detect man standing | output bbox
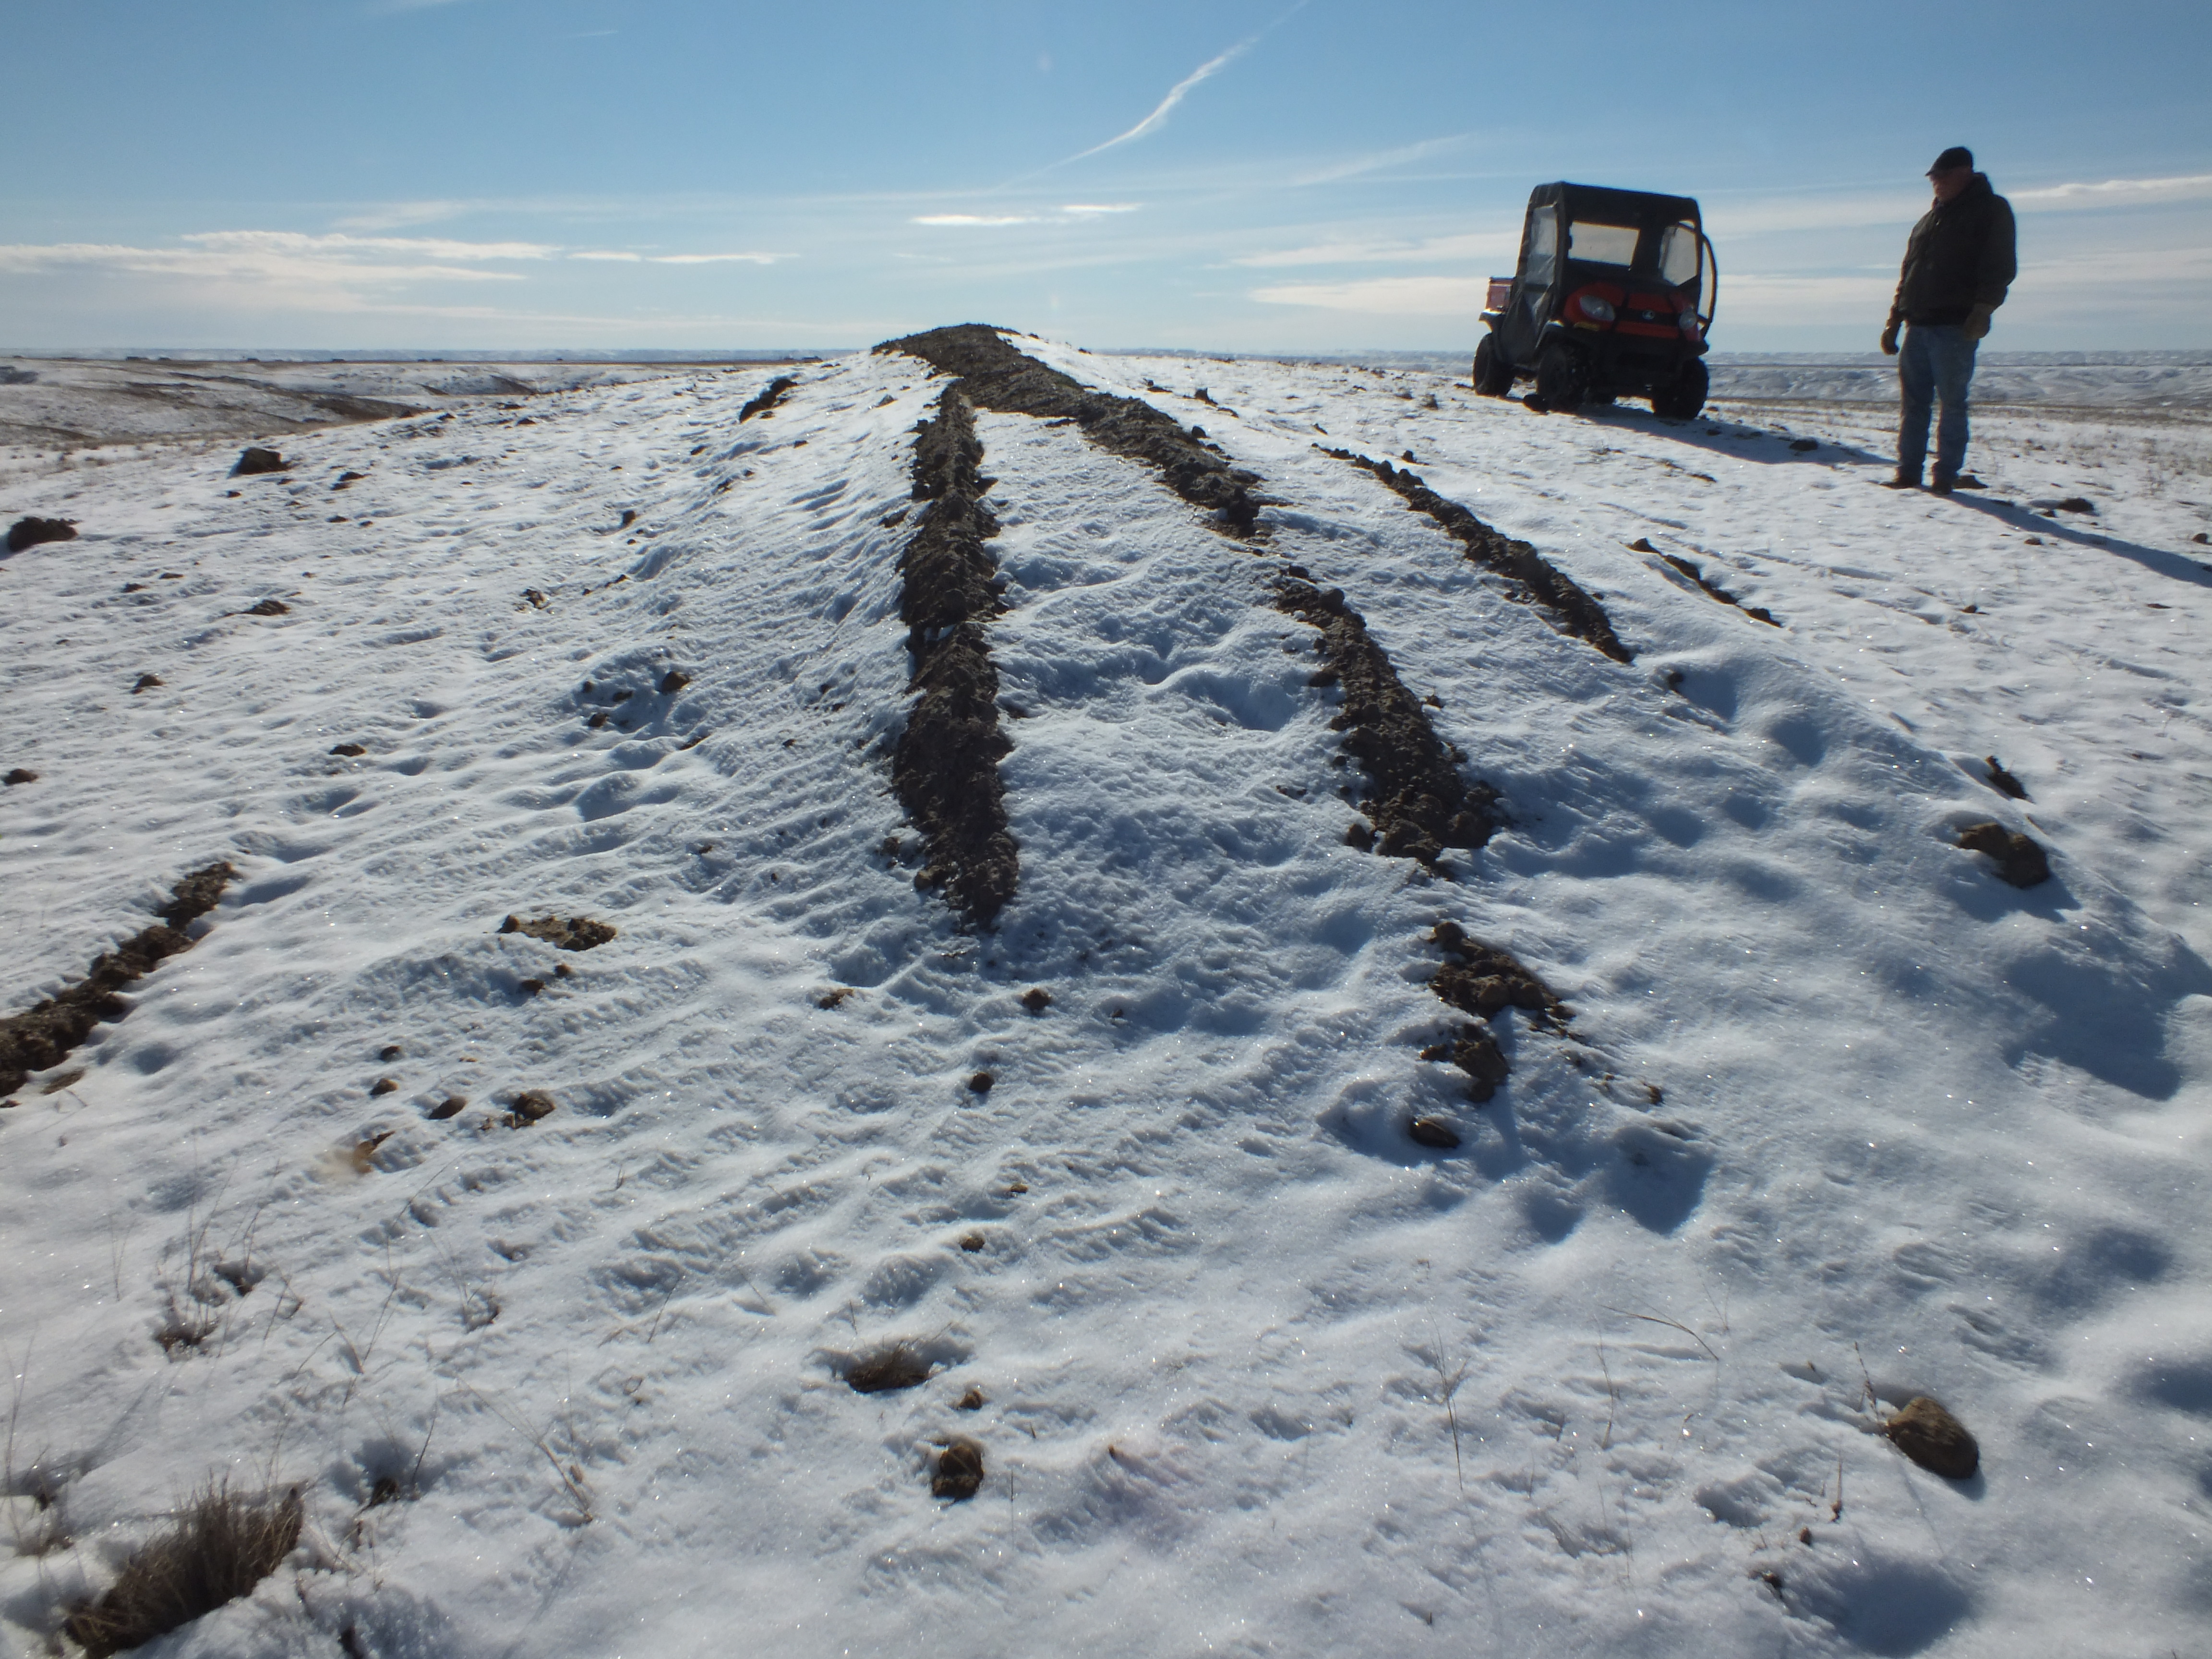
[1880,146,2017,493]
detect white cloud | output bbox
[648,252,781,264]
[1250,275,1490,315]
[0,240,531,285]
[570,251,645,262]
[1064,37,1259,165]
[2010,172,2212,209]
[182,230,557,261]
[1061,203,1142,216]
[913,214,1037,228]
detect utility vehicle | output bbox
[1473,182,1717,418]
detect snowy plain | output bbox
[1,333,2209,1659]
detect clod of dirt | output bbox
[1344,821,1375,851]
[499,914,617,950]
[1431,921,1566,1023]
[334,471,365,489]
[241,598,289,617]
[658,668,691,695]
[369,1078,398,1097]
[968,1071,995,1094]
[739,375,797,421]
[1021,987,1052,1014]
[518,977,546,996]
[0,862,234,1096]
[959,1232,985,1252]
[588,712,609,729]
[817,987,855,1010]
[1275,579,1496,867]
[379,1044,403,1061]
[60,1482,302,1659]
[1789,438,1818,452]
[955,1386,986,1411]
[1984,756,2028,800]
[1408,1116,1462,1149]
[890,384,1020,925]
[4,768,36,786]
[1628,537,1659,553]
[847,1345,932,1394]
[617,509,638,529]
[1329,452,1629,661]
[553,962,573,979]
[2193,531,2209,545]
[349,1132,394,1176]
[232,447,289,476]
[932,1437,985,1501]
[329,743,367,757]
[2054,496,2095,515]
[522,588,549,609]
[504,1089,556,1128]
[6,516,77,553]
[426,1097,466,1121]
[1885,1395,1979,1479]
[1657,552,1779,627]
[884,325,1269,538]
[1956,822,2051,888]
[132,674,164,694]
[1445,1025,1509,1101]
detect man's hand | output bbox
[1880,320,1901,356]
[1962,303,1994,342]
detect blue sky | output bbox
[3,0,2207,351]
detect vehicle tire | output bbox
[1651,358,1709,420]
[1535,343,1586,414]
[1473,335,1515,397]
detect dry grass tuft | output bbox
[846,1345,932,1394]
[62,1481,301,1658]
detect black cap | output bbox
[1928,146,1974,175]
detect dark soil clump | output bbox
[1425,921,1568,1101]
[739,376,796,421]
[1984,756,2028,800]
[241,598,289,617]
[1334,453,1629,660]
[499,914,617,950]
[329,743,367,757]
[932,1437,985,1501]
[1020,987,1051,1014]
[0,862,233,1095]
[1274,578,1496,867]
[1956,822,2050,888]
[4,768,36,786]
[1885,1396,1979,1479]
[503,1089,556,1127]
[847,1345,932,1394]
[890,384,1019,926]
[883,325,1268,539]
[426,1097,466,1121]
[61,1481,301,1659]
[1408,1116,1462,1149]
[132,674,163,694]
[231,447,288,476]
[6,517,77,553]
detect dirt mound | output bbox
[891,385,1019,926]
[883,325,1268,538]
[1885,1395,1979,1479]
[1274,577,1496,867]
[6,517,77,553]
[739,376,796,421]
[498,914,618,950]
[0,862,234,1096]
[1956,822,2050,888]
[1335,454,1630,661]
[231,447,288,476]
[1424,921,1567,1101]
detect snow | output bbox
[2,334,2209,1658]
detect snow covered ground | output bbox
[2,332,2208,1659]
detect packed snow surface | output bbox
[2,335,2209,1659]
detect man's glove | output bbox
[1880,319,1901,356]
[1962,303,1994,342]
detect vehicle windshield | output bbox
[1659,222,1703,288]
[1565,220,1640,267]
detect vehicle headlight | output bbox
[1577,294,1615,323]
[1679,308,1702,333]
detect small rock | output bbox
[333,471,365,489]
[932,1437,985,1501]
[522,588,549,609]
[132,673,164,694]
[954,1386,985,1411]
[1984,756,2028,800]
[2055,496,2095,514]
[1885,1395,1979,1479]
[426,1096,466,1121]
[3,768,36,786]
[379,1044,403,1061]
[553,962,574,979]
[959,1232,985,1252]
[1408,1116,1462,1149]
[232,447,288,476]
[1789,438,1817,452]
[658,669,691,695]
[968,1071,995,1095]
[6,516,77,553]
[242,598,289,617]
[518,977,546,996]
[369,1078,398,1097]
[1020,987,1052,1014]
[330,743,367,757]
[1345,821,1375,851]
[1627,537,1659,553]
[1956,821,2051,888]
[505,1089,556,1127]
[2193,532,2209,545]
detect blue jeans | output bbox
[1897,323,1979,481]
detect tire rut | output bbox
[892,385,1018,926]
[1325,450,1632,662]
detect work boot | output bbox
[1948,474,1986,490]
[1930,474,1954,495]
[1880,470,1921,489]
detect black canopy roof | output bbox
[1527,181,1701,228]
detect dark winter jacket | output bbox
[1891,174,2017,325]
